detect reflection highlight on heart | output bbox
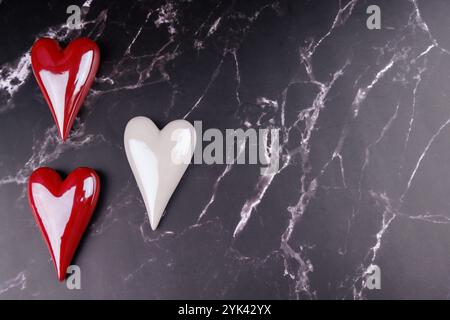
[31,183,76,276]
[128,139,159,222]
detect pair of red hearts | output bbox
[28,38,101,280]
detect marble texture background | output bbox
[0,0,449,299]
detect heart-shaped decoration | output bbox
[124,117,196,230]
[28,167,100,281]
[31,38,100,140]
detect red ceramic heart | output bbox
[31,38,100,140]
[28,167,100,281]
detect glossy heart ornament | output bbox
[124,117,196,230]
[28,167,100,281]
[31,38,100,140]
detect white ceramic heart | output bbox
[124,116,196,230]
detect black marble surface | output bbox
[1,0,450,299]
